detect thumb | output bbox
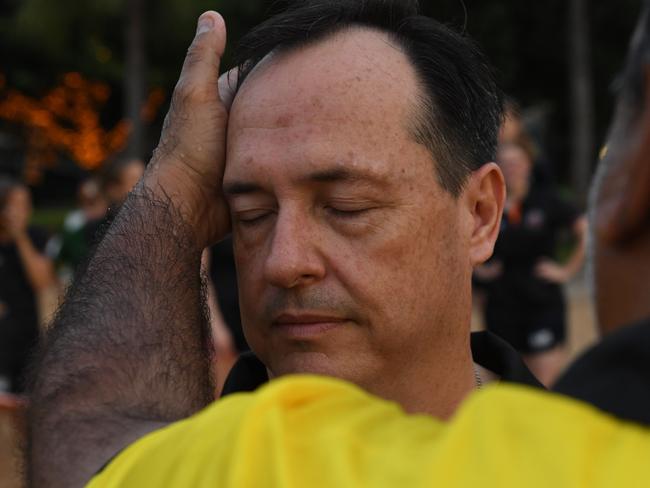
[177,11,227,100]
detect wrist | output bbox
[140,163,230,248]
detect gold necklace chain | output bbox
[473,365,483,389]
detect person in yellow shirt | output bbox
[27,1,521,486]
[27,0,650,487]
[88,375,649,488]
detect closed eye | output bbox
[234,210,274,226]
[325,206,374,218]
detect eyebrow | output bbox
[223,166,389,196]
[223,181,264,196]
[301,167,387,186]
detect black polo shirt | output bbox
[554,319,650,425]
[221,330,544,396]
[0,226,48,392]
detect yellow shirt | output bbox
[88,375,650,487]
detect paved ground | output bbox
[565,278,599,361]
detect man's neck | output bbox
[362,344,478,419]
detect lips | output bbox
[271,313,347,339]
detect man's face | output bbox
[224,29,474,392]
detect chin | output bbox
[269,350,352,380]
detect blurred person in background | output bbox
[88,157,145,257]
[552,0,650,420]
[55,177,108,279]
[201,248,238,397]
[209,236,248,353]
[0,177,55,395]
[52,159,143,282]
[498,98,555,187]
[498,98,525,144]
[100,157,145,218]
[475,137,587,386]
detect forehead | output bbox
[226,28,423,178]
[232,27,418,124]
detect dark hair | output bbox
[612,3,650,117]
[233,0,504,196]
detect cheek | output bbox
[337,204,465,327]
[232,243,269,354]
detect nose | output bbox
[263,208,326,289]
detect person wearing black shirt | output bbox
[550,1,650,423]
[476,138,587,386]
[0,178,55,394]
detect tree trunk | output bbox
[568,0,595,205]
[124,0,145,159]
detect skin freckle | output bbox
[275,113,294,126]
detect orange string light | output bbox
[0,72,165,182]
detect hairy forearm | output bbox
[28,186,214,487]
[14,233,55,290]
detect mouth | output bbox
[271,313,347,339]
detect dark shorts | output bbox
[0,315,39,393]
[485,300,566,354]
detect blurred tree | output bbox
[0,0,644,199]
[569,0,595,202]
[125,0,145,158]
[0,73,130,183]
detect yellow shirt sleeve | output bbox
[87,375,650,487]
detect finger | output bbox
[177,11,227,102]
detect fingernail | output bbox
[197,15,214,35]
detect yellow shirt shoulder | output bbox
[88,375,650,487]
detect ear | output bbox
[465,162,506,266]
[595,67,650,245]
